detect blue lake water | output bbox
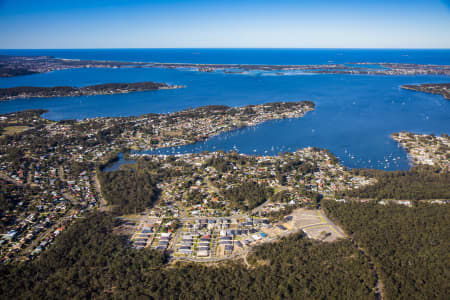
[0,49,449,171]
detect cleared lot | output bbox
[264,208,345,242]
[302,224,343,242]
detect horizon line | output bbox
[1,47,450,50]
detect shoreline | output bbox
[0,82,184,102]
[391,132,450,170]
[401,83,450,100]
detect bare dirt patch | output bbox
[302,224,342,242]
[263,208,345,242]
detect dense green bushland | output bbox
[0,213,376,299]
[342,166,450,200]
[99,164,160,215]
[323,200,450,300]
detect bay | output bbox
[0,49,449,171]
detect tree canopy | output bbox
[323,200,450,300]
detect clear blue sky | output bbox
[1,0,449,49]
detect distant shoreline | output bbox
[1,55,450,78]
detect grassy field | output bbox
[1,125,30,136]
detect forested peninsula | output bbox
[0,82,183,101]
[402,83,450,100]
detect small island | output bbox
[402,83,450,100]
[0,55,144,77]
[0,82,184,101]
